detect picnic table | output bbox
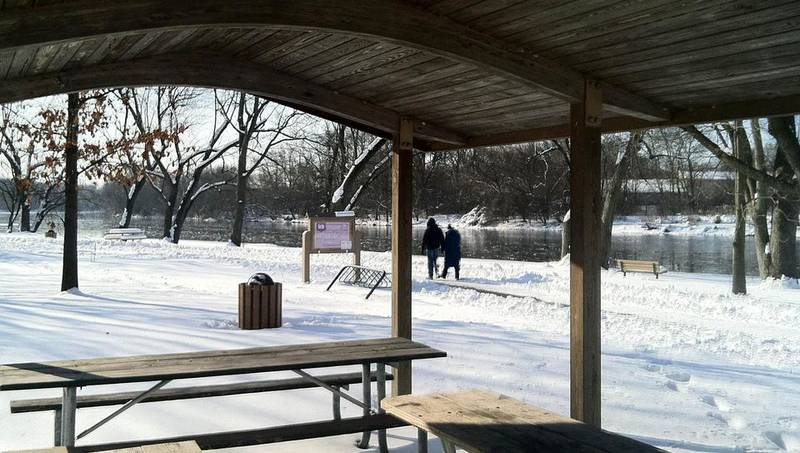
[382,389,667,453]
[0,338,446,452]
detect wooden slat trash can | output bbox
[238,282,282,329]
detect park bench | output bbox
[103,228,146,241]
[617,259,667,278]
[382,389,667,453]
[1,338,446,453]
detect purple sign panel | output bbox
[313,220,352,250]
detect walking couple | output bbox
[421,217,461,280]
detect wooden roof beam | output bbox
[427,94,800,150]
[0,0,671,122]
[0,53,466,145]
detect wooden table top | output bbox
[0,338,445,391]
[382,389,666,453]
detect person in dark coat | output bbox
[421,217,445,279]
[440,224,461,279]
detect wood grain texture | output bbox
[0,338,445,390]
[382,389,667,452]
[7,441,201,453]
[428,94,800,150]
[569,80,602,428]
[391,117,414,396]
[0,0,670,120]
[0,52,465,145]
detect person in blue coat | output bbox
[440,224,461,279]
[421,217,445,279]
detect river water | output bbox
[2,212,779,276]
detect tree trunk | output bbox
[32,212,46,233]
[732,122,747,294]
[230,125,250,246]
[331,138,388,212]
[599,131,642,266]
[5,192,22,233]
[749,119,774,278]
[229,163,248,246]
[119,177,146,228]
[61,93,80,292]
[171,204,189,244]
[770,196,799,279]
[767,116,800,279]
[161,179,178,240]
[561,211,570,258]
[20,199,31,232]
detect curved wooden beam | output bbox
[427,94,800,150]
[0,0,670,122]
[0,53,465,145]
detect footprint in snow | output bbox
[664,381,679,392]
[640,363,661,373]
[728,415,747,430]
[700,395,731,412]
[665,372,691,383]
[765,431,787,450]
[706,412,746,430]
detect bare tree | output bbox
[600,131,643,266]
[684,116,800,279]
[330,137,389,212]
[223,92,305,246]
[122,87,237,243]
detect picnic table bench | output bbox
[382,389,667,453]
[616,259,667,278]
[1,338,446,453]
[8,441,201,453]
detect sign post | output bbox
[302,216,360,283]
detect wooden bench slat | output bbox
[6,441,201,453]
[11,372,393,413]
[6,441,202,453]
[617,259,666,278]
[68,415,406,452]
[99,441,201,453]
[383,390,666,453]
[0,338,445,390]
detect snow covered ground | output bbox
[1,233,799,452]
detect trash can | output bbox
[238,273,282,329]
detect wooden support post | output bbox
[569,79,603,428]
[301,230,311,283]
[392,117,414,396]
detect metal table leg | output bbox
[377,363,388,453]
[77,380,170,441]
[53,408,62,446]
[418,429,428,453]
[355,363,371,449]
[61,387,77,447]
[332,385,342,421]
[441,439,457,453]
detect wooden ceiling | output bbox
[1,0,799,149]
